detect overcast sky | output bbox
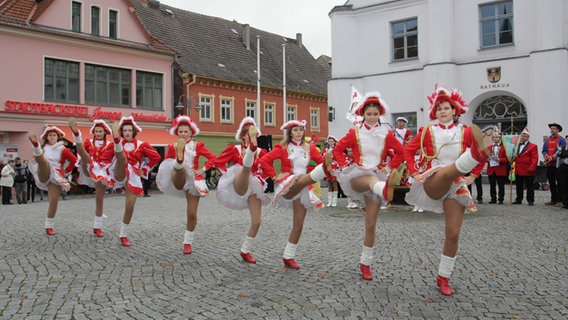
[157,0,343,57]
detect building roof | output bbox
[0,0,176,56]
[131,0,330,96]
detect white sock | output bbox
[455,150,478,174]
[243,148,255,168]
[438,254,457,278]
[45,217,55,229]
[114,142,123,153]
[372,181,385,197]
[240,236,255,253]
[360,245,374,266]
[283,242,297,259]
[32,146,43,157]
[119,223,128,238]
[174,161,184,170]
[309,164,326,182]
[183,230,194,244]
[94,216,103,229]
[73,132,82,144]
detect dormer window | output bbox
[91,6,100,36]
[109,10,118,39]
[71,1,81,32]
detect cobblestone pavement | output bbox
[1,186,567,319]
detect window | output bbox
[264,103,274,126]
[109,10,118,39]
[136,71,162,110]
[72,1,82,32]
[91,6,100,36]
[85,64,131,107]
[44,58,80,103]
[286,106,297,122]
[200,96,213,122]
[480,1,513,48]
[310,108,320,130]
[392,18,418,60]
[220,98,233,123]
[246,101,256,119]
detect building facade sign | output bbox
[3,100,168,122]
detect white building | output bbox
[328,0,568,155]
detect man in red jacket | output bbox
[513,128,539,206]
[486,132,508,204]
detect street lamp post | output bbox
[175,95,202,117]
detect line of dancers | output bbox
[27,85,489,296]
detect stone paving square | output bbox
[0,187,567,319]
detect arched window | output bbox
[472,95,527,134]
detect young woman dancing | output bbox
[404,86,489,295]
[69,118,115,237]
[111,116,161,247]
[28,126,77,235]
[332,92,405,280]
[259,119,332,269]
[156,115,216,254]
[214,117,270,263]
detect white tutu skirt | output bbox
[156,159,207,197]
[113,163,144,196]
[273,174,321,211]
[336,165,386,205]
[75,157,115,188]
[215,165,271,210]
[29,159,70,192]
[405,164,473,213]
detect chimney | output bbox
[296,33,303,49]
[148,0,160,9]
[243,24,251,50]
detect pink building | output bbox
[0,0,177,161]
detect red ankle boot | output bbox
[183,243,192,254]
[468,125,490,162]
[436,275,453,296]
[283,258,300,269]
[120,237,131,247]
[240,252,257,263]
[248,126,258,152]
[93,228,104,237]
[360,263,373,280]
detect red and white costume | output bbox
[259,130,324,210]
[113,138,160,195]
[75,120,116,188]
[156,118,216,197]
[215,144,270,210]
[333,123,405,204]
[404,88,483,213]
[29,127,77,192]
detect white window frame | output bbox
[310,107,320,131]
[286,105,297,122]
[71,1,82,33]
[108,9,119,39]
[246,100,256,119]
[90,5,100,36]
[391,17,418,61]
[264,102,275,126]
[199,95,213,123]
[479,0,514,48]
[220,96,234,124]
